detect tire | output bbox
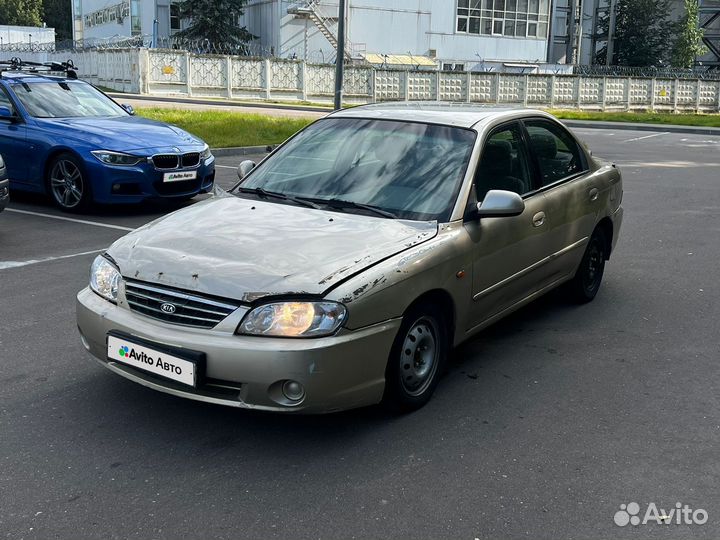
[47,152,92,212]
[566,227,607,303]
[383,302,449,412]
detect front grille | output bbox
[152,154,180,169]
[152,153,201,170]
[182,152,200,167]
[124,280,241,328]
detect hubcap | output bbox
[583,239,604,293]
[50,160,83,208]
[400,317,440,396]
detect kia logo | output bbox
[160,302,177,314]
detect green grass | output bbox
[548,109,720,128]
[135,107,314,148]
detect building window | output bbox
[131,0,141,35]
[456,0,549,39]
[170,3,181,32]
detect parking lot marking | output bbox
[214,165,237,169]
[6,209,134,231]
[622,132,669,142]
[0,249,104,270]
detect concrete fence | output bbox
[3,48,720,113]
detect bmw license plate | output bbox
[107,333,201,387]
[163,171,197,183]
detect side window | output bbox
[474,123,532,202]
[0,88,14,112]
[525,119,587,187]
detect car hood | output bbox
[107,195,438,303]
[36,116,203,152]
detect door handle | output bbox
[532,211,546,227]
[589,187,599,201]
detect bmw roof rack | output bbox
[0,58,78,79]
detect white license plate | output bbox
[107,334,197,387]
[163,170,197,183]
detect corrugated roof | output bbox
[363,53,437,67]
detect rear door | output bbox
[522,118,599,279]
[465,121,557,330]
[0,85,28,184]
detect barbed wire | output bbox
[574,64,720,80]
[0,36,274,57]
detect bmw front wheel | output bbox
[47,153,91,212]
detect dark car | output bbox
[0,63,215,212]
[0,152,8,212]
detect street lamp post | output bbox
[333,0,346,110]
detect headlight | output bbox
[91,150,142,166]
[0,154,5,168]
[200,143,212,160]
[89,255,121,303]
[237,301,347,338]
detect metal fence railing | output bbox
[574,64,720,80]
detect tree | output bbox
[175,0,254,47]
[596,0,675,66]
[671,0,706,67]
[0,0,43,27]
[42,0,72,42]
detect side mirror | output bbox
[475,190,525,218]
[0,106,16,121]
[237,159,256,180]
[121,103,135,115]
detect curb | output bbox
[211,145,276,157]
[561,119,720,136]
[108,93,331,114]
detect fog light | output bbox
[281,380,305,401]
[112,183,121,192]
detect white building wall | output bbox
[242,0,549,65]
[0,25,55,46]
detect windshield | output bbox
[11,81,127,118]
[237,118,476,221]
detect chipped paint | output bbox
[106,196,438,302]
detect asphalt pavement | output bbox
[1,129,719,539]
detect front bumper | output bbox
[86,154,216,204]
[0,178,8,212]
[76,287,400,413]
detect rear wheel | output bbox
[566,227,607,303]
[47,153,92,212]
[383,302,449,412]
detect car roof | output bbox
[0,71,79,84]
[328,102,555,129]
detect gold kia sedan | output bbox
[76,104,623,413]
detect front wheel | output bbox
[383,303,449,412]
[47,153,92,212]
[566,228,607,303]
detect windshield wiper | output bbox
[235,187,321,209]
[314,198,397,219]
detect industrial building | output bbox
[68,0,720,70]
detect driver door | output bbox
[0,87,28,184]
[464,121,557,331]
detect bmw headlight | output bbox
[0,154,5,168]
[90,255,121,303]
[200,143,212,160]
[237,301,347,338]
[91,150,142,166]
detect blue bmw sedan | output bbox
[0,71,215,211]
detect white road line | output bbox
[0,249,104,270]
[6,208,134,231]
[622,132,669,142]
[214,164,237,169]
